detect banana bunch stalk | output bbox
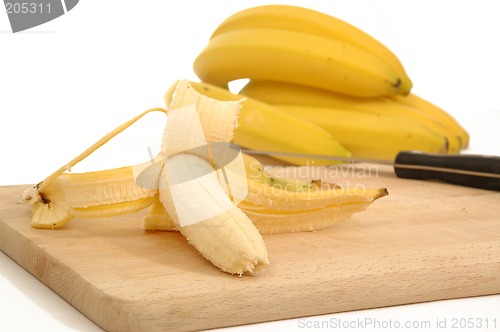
[193,5,469,161]
[23,80,387,275]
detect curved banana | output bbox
[193,28,408,98]
[210,4,412,93]
[24,80,388,275]
[391,93,469,148]
[240,80,462,153]
[164,80,351,166]
[273,104,448,160]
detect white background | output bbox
[1,0,499,331]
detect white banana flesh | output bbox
[23,80,388,275]
[158,155,269,274]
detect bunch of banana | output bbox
[240,80,469,160]
[24,80,387,275]
[192,5,469,161]
[194,5,412,98]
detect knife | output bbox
[240,149,500,191]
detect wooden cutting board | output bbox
[1,165,499,332]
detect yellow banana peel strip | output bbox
[23,108,167,229]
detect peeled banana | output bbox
[23,80,388,275]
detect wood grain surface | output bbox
[1,165,499,332]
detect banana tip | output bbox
[375,188,389,200]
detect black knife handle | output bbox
[394,151,500,191]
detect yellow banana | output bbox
[273,104,448,160]
[193,28,408,98]
[210,4,412,94]
[164,80,351,166]
[240,80,462,153]
[391,93,469,148]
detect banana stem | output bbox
[38,107,168,192]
